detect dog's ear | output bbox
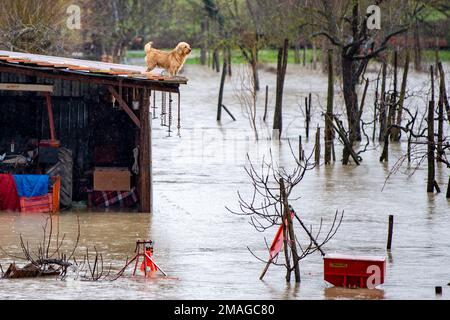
[176,44,183,54]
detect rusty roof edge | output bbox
[0,60,187,87]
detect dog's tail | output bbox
[144,42,153,54]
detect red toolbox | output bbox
[324,254,386,289]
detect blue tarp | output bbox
[13,175,49,198]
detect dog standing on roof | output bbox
[144,42,192,77]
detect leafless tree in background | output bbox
[233,65,259,140]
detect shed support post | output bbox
[44,91,57,142]
[139,88,152,213]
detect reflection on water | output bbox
[324,287,385,300]
[1,64,450,299]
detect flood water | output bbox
[1,62,449,300]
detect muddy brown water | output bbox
[1,63,449,300]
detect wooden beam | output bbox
[0,83,53,92]
[139,89,152,213]
[44,92,57,142]
[108,86,140,128]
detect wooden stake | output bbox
[299,135,303,161]
[305,96,311,139]
[263,85,268,122]
[387,215,394,250]
[315,126,321,166]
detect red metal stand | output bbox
[121,240,167,277]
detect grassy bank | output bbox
[127,48,319,65]
[127,48,450,65]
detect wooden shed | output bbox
[0,50,187,213]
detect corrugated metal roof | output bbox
[0,50,188,85]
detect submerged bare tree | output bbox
[0,214,125,281]
[383,64,450,196]
[0,215,79,279]
[233,65,259,140]
[227,143,343,283]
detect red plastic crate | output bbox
[18,176,60,214]
[324,254,386,289]
[19,194,52,213]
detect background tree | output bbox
[307,0,424,164]
[0,0,75,54]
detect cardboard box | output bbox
[93,167,131,191]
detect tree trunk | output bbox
[312,40,317,70]
[280,179,300,283]
[427,66,436,193]
[379,63,387,142]
[200,19,207,65]
[294,43,301,64]
[413,20,422,72]
[325,49,334,165]
[427,100,436,193]
[392,51,410,141]
[321,38,329,73]
[341,54,361,164]
[447,177,450,199]
[227,47,232,76]
[437,62,450,122]
[303,45,307,67]
[273,39,289,138]
[251,46,260,92]
[213,49,220,73]
[380,126,390,163]
[217,58,228,121]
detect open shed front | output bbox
[0,51,186,213]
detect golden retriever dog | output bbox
[145,42,192,77]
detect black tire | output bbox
[46,148,73,208]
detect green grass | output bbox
[127,48,450,65]
[127,48,322,65]
[424,49,450,62]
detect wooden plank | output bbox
[108,86,140,128]
[62,80,72,97]
[0,83,53,92]
[71,81,80,97]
